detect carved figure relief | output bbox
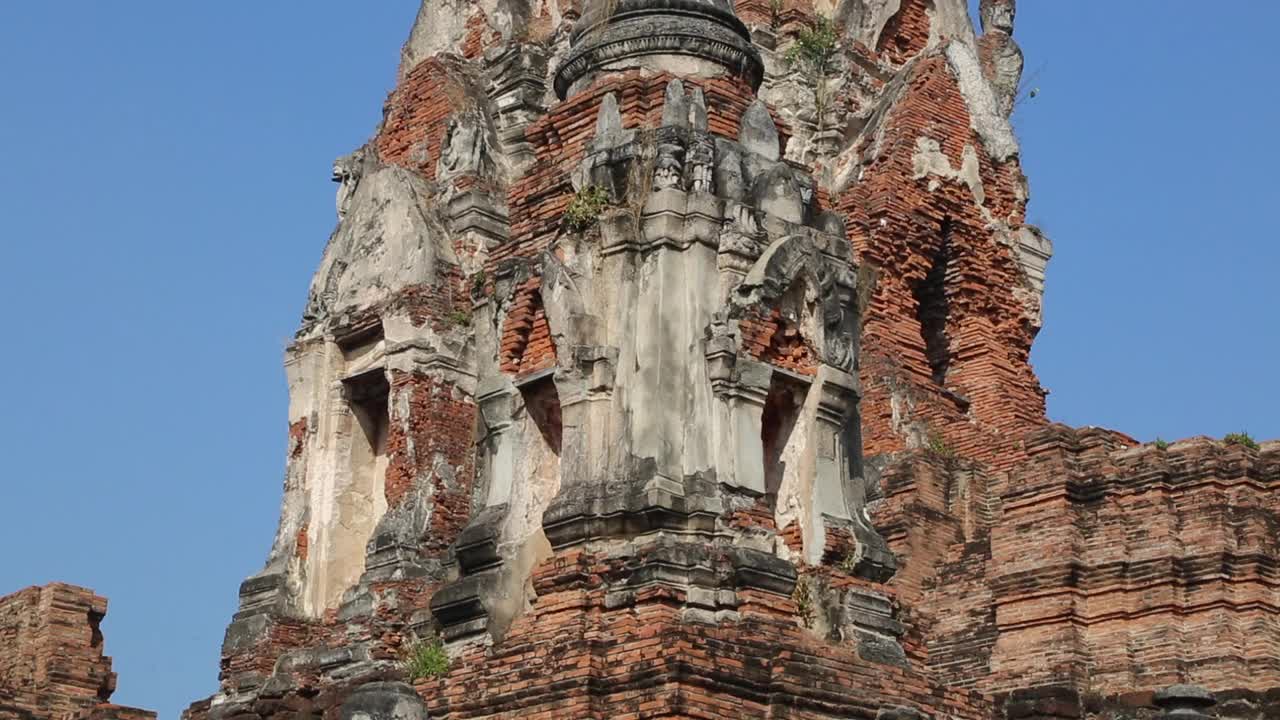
[437,111,493,181]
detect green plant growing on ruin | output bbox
[786,16,840,125]
[927,433,956,459]
[402,634,450,681]
[1153,438,1170,451]
[563,185,610,232]
[786,16,838,75]
[792,575,815,628]
[769,0,784,29]
[1224,432,1260,450]
[449,309,472,327]
[838,552,859,575]
[470,270,487,296]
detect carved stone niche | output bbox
[436,110,496,185]
[432,80,896,644]
[429,368,561,643]
[712,231,892,577]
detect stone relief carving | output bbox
[333,147,369,221]
[437,111,494,181]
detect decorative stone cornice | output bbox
[554,0,763,98]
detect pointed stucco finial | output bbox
[594,93,624,145]
[689,88,708,132]
[738,99,780,161]
[662,79,689,128]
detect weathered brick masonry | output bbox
[872,426,1280,696]
[0,584,154,720]
[414,549,990,720]
[1,1,1259,719]
[834,50,1044,469]
[173,0,1279,718]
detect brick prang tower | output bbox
[180,1,1280,719]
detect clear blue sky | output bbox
[0,3,1276,718]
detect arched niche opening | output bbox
[761,372,810,507]
[914,217,952,385]
[302,322,391,617]
[517,372,562,458]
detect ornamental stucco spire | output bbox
[554,0,764,97]
[177,2,1280,719]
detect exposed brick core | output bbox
[877,0,934,66]
[287,418,307,460]
[741,307,820,376]
[391,274,473,335]
[414,548,990,720]
[500,281,557,377]
[0,585,155,720]
[385,370,477,554]
[460,10,501,60]
[295,523,310,562]
[209,576,438,716]
[377,58,471,181]
[838,54,1045,469]
[172,3,1280,719]
[735,0,821,41]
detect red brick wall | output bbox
[740,307,819,376]
[0,584,154,720]
[984,429,1280,695]
[377,58,473,182]
[500,279,557,377]
[876,0,934,66]
[385,370,478,555]
[837,54,1045,470]
[734,0,817,33]
[414,548,990,720]
[874,429,1280,698]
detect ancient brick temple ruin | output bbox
[189,0,1280,716]
[4,1,1277,719]
[0,585,155,720]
